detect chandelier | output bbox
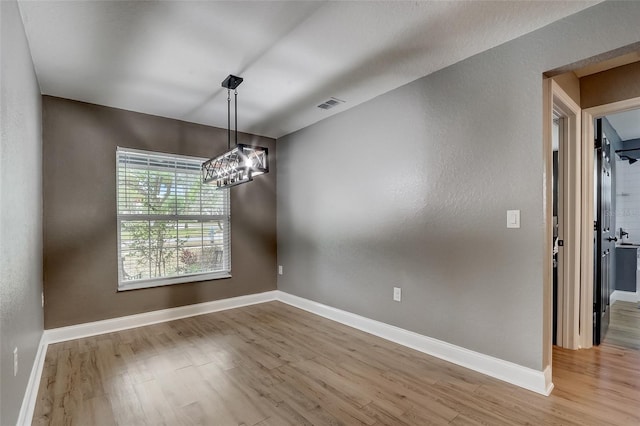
[202,75,269,188]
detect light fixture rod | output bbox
[235,89,238,146]
[227,89,231,150]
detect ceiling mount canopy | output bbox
[202,75,269,188]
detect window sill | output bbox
[117,271,232,292]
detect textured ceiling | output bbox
[18,1,599,139]
[607,109,640,142]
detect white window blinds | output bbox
[116,147,230,291]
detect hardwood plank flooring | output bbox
[604,300,640,350]
[33,301,640,425]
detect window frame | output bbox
[116,147,231,292]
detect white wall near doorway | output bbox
[616,159,640,242]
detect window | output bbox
[116,147,230,291]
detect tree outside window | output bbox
[117,148,230,290]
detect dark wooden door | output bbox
[594,118,614,345]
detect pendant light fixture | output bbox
[616,147,640,165]
[202,75,269,188]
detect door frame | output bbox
[580,95,640,349]
[544,79,582,357]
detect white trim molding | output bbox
[45,290,278,344]
[16,333,48,426]
[611,290,640,304]
[543,365,554,395]
[276,291,553,396]
[547,79,582,351]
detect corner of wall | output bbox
[0,0,45,424]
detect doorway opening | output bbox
[592,109,640,348]
[544,78,582,360]
[583,97,640,350]
[544,47,640,395]
[549,101,640,351]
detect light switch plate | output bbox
[507,210,520,228]
[393,287,402,302]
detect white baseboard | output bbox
[19,288,554,425]
[275,291,553,396]
[17,290,278,425]
[16,333,48,426]
[611,290,640,304]
[543,364,554,395]
[45,290,278,344]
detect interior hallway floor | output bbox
[33,301,640,425]
[604,300,640,350]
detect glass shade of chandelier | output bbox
[202,75,269,188]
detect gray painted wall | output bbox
[43,97,277,328]
[0,1,44,424]
[277,1,640,371]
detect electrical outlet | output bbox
[13,347,18,376]
[278,265,283,275]
[393,287,402,302]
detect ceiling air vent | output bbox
[317,97,345,110]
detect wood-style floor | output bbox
[33,301,640,425]
[604,300,640,350]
